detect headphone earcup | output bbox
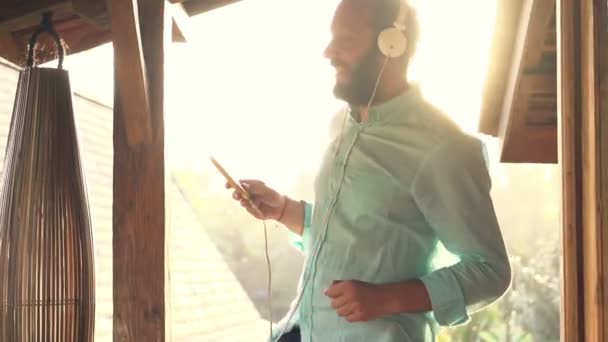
[377,27,407,58]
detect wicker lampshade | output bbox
[0,13,95,342]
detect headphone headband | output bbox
[393,0,408,31]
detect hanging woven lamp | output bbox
[0,12,95,342]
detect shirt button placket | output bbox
[307,126,359,342]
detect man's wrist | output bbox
[375,284,402,315]
[377,280,431,315]
[275,195,289,222]
[273,196,305,236]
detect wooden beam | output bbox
[0,0,112,67]
[520,74,557,126]
[580,0,607,340]
[38,15,111,54]
[499,126,557,163]
[558,0,608,340]
[497,77,557,163]
[105,0,152,147]
[496,0,534,157]
[183,0,241,16]
[557,0,584,339]
[0,0,109,31]
[72,0,110,28]
[113,0,169,341]
[497,0,557,162]
[169,2,191,43]
[0,32,22,66]
[0,0,67,29]
[8,15,112,67]
[479,0,524,136]
[480,0,556,138]
[600,5,608,339]
[0,3,187,68]
[525,3,556,67]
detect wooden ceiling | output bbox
[0,0,240,67]
[479,0,557,163]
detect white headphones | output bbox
[377,0,409,58]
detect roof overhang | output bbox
[479,0,557,163]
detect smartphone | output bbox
[209,157,250,200]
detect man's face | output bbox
[325,2,381,105]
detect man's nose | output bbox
[324,42,336,60]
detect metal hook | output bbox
[26,12,65,69]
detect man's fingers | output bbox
[240,197,260,207]
[324,281,345,298]
[345,311,363,322]
[245,206,263,219]
[330,296,349,309]
[225,178,270,219]
[239,180,268,196]
[336,303,357,317]
[240,179,264,185]
[240,199,264,218]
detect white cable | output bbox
[367,56,390,111]
[248,199,273,339]
[262,219,272,339]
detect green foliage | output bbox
[439,149,561,341]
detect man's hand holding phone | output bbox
[226,179,287,221]
[210,156,287,221]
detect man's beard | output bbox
[333,51,382,106]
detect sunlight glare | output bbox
[57,0,498,195]
[409,0,497,133]
[166,0,497,193]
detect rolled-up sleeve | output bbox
[411,137,511,327]
[289,201,314,253]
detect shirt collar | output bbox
[349,83,421,125]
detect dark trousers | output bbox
[277,326,301,342]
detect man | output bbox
[229,0,511,341]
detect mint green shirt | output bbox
[273,87,511,342]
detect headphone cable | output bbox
[263,219,273,339]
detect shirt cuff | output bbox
[289,201,313,253]
[420,267,470,327]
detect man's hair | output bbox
[346,0,420,63]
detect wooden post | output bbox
[557,0,584,339]
[600,5,608,338]
[558,0,608,340]
[591,2,608,340]
[112,0,170,340]
[105,0,153,147]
